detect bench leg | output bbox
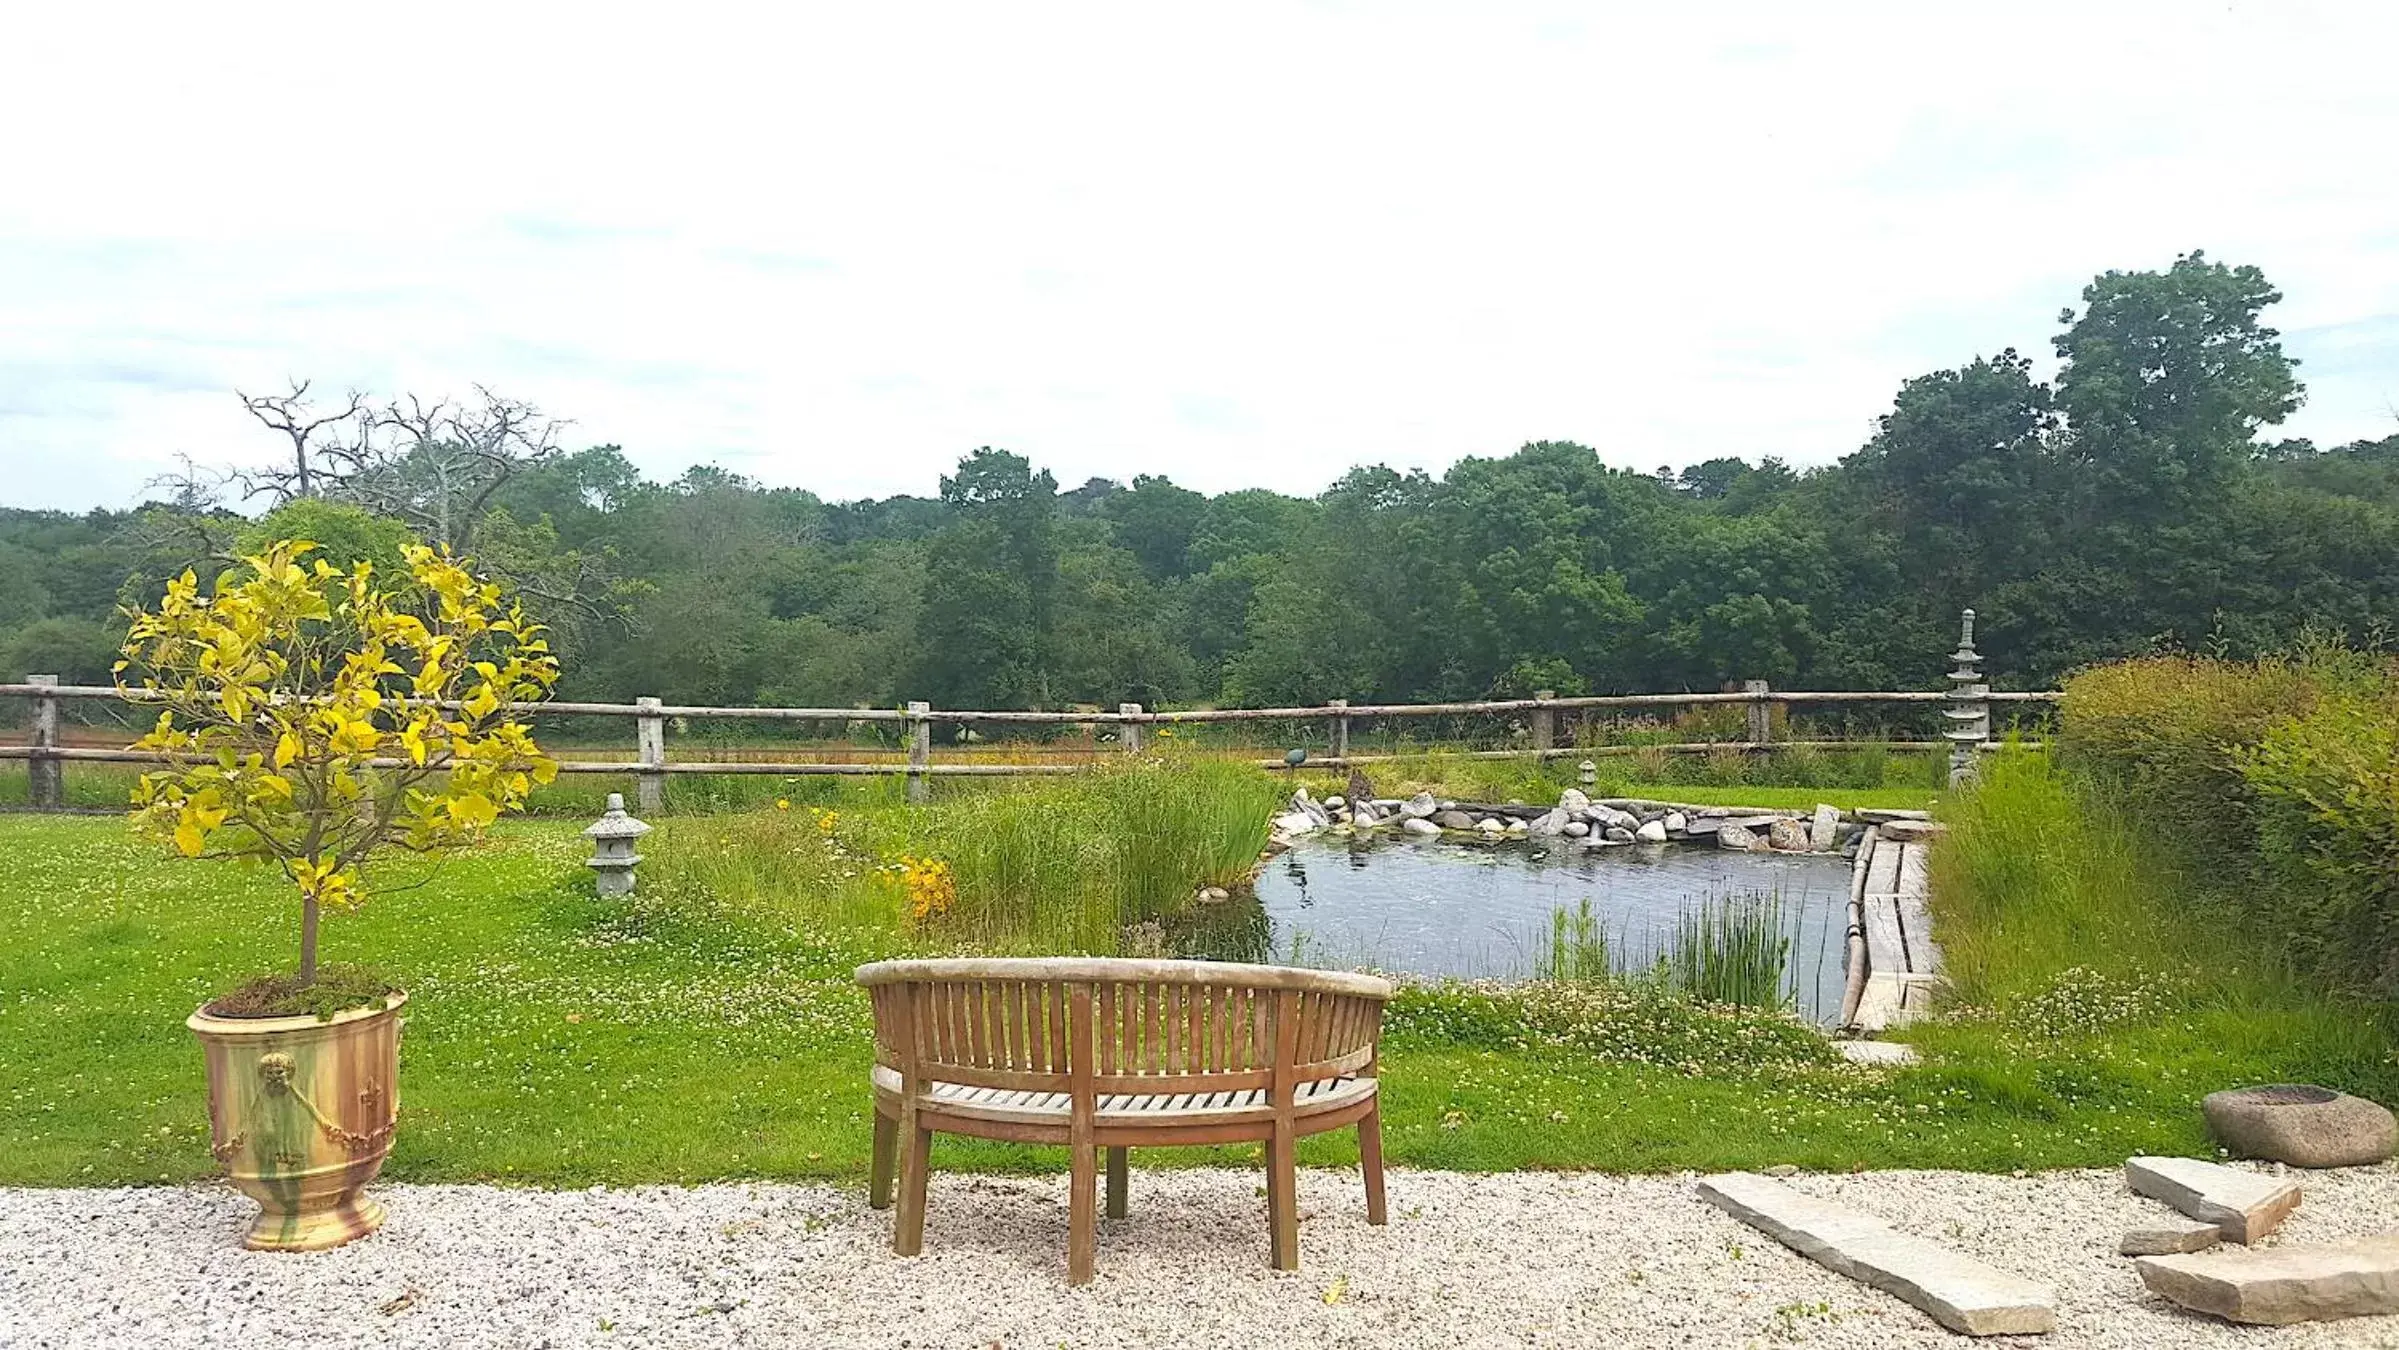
[894,1115,932,1256]
[1105,1146,1128,1219]
[1069,1142,1098,1284]
[1267,1120,1299,1271]
[1359,1101,1387,1226]
[869,1111,897,1211]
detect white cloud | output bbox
[3,0,2395,510]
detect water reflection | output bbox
[1178,835,1855,1021]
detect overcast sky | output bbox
[3,2,2395,512]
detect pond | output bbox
[1174,835,1855,1021]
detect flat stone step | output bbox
[2120,1215,2223,1255]
[1696,1172,2055,1336]
[1835,1039,1920,1067]
[2124,1156,2300,1244]
[2137,1233,2399,1325]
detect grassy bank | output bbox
[1907,753,2398,1115]
[3,746,2387,1188]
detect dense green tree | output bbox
[10,253,2398,712]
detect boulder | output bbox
[1605,826,1634,844]
[2125,1156,2301,1244]
[1810,804,1842,852]
[1880,818,1945,843]
[1323,794,1345,809]
[2203,1085,2399,1169]
[1271,811,1319,836]
[1559,787,1591,813]
[1400,817,1441,837]
[1767,818,1811,851]
[1504,818,1529,836]
[1717,823,1763,851]
[1561,820,1591,838]
[1530,808,1571,836]
[1664,811,1688,833]
[1287,788,1331,827]
[1432,810,1477,831]
[1635,819,1669,843]
[1477,817,1506,835]
[2120,1217,2223,1256]
[1401,792,1439,820]
[2137,1233,2399,1325]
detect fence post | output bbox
[1743,679,1772,748]
[1118,703,1144,755]
[27,674,60,810]
[634,696,666,814]
[1530,690,1556,757]
[1328,699,1349,762]
[1944,608,1989,786]
[906,701,931,803]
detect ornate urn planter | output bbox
[187,993,406,1251]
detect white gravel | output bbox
[5,1164,2399,1348]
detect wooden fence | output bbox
[1,676,2059,813]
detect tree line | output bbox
[5,252,2396,714]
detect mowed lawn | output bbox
[0,809,2374,1189]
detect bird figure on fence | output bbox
[1283,748,1307,769]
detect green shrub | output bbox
[2239,692,2399,990]
[2056,655,2320,873]
[2058,649,2399,993]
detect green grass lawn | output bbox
[4,757,2389,1187]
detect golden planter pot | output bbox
[187,992,406,1252]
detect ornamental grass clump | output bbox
[119,538,559,1008]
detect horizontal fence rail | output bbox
[4,676,2059,812]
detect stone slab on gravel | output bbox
[1696,1172,2054,1336]
[2203,1085,2399,1168]
[12,1168,2399,1348]
[2120,1215,2223,1255]
[2125,1156,2300,1243]
[2137,1233,2399,1325]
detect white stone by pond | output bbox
[1222,836,1854,1019]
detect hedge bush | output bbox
[2058,649,2399,993]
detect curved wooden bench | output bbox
[858,957,1393,1284]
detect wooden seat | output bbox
[858,957,1394,1284]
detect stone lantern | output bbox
[584,792,652,897]
[1578,760,1598,787]
[1943,609,1991,787]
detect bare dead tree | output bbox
[232,381,370,503]
[347,387,568,552]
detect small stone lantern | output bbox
[1578,760,1598,787]
[584,792,651,897]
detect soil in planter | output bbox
[206,963,401,1020]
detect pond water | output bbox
[1174,836,1854,1021]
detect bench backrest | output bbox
[858,958,1392,1101]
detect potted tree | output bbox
[118,539,559,1250]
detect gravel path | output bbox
[5,1165,2399,1348]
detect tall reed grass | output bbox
[644,757,1285,955]
[1667,889,1790,1009]
[1528,889,1794,1011]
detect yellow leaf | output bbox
[173,821,205,856]
[462,684,500,720]
[274,732,301,770]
